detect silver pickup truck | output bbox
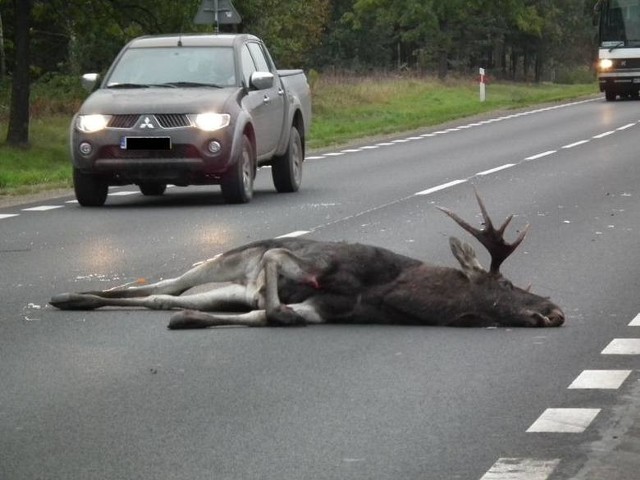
[71,33,311,205]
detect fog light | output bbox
[208,140,221,154]
[79,142,93,155]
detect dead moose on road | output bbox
[50,191,565,330]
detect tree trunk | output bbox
[6,0,32,147]
[0,11,6,79]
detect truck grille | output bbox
[107,114,192,129]
[108,114,138,129]
[156,114,191,128]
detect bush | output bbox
[554,66,596,85]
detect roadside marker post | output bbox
[479,67,486,102]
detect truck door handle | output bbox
[263,95,271,104]
[278,88,284,96]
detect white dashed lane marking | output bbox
[480,458,560,480]
[21,205,64,212]
[276,231,311,239]
[568,370,632,389]
[601,338,640,354]
[592,130,615,139]
[628,313,640,326]
[414,179,467,196]
[525,150,557,161]
[0,213,19,219]
[526,408,601,433]
[476,164,515,176]
[109,191,140,196]
[562,140,589,149]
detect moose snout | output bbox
[523,307,565,327]
[546,308,565,327]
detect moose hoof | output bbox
[168,310,215,329]
[49,293,102,310]
[266,306,307,327]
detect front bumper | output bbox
[71,116,234,186]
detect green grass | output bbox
[309,75,596,148]
[0,116,72,194]
[0,74,597,196]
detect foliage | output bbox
[0,0,597,148]
[0,0,596,80]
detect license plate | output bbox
[121,137,171,150]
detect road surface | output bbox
[2,97,639,479]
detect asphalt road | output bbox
[2,97,640,480]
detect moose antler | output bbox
[437,190,529,274]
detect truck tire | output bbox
[221,134,254,204]
[73,168,108,207]
[139,182,167,196]
[272,125,303,193]
[605,89,616,101]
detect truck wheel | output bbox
[73,168,108,207]
[221,134,254,204]
[272,125,303,193]
[605,89,616,101]
[139,182,167,196]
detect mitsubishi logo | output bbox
[139,116,155,129]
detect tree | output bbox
[6,0,31,147]
[0,8,6,78]
[238,0,331,67]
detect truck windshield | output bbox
[106,46,237,87]
[598,0,640,47]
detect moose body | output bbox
[50,194,565,329]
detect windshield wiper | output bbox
[159,81,224,88]
[609,41,625,52]
[107,83,150,89]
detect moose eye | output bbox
[498,278,513,290]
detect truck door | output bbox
[240,43,285,157]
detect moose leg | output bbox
[259,248,323,326]
[50,246,269,309]
[50,284,257,312]
[168,300,325,329]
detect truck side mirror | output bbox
[81,73,100,92]
[250,72,274,90]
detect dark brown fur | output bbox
[50,193,565,329]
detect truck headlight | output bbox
[599,58,614,70]
[193,113,230,132]
[76,114,111,133]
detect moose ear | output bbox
[449,237,486,279]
